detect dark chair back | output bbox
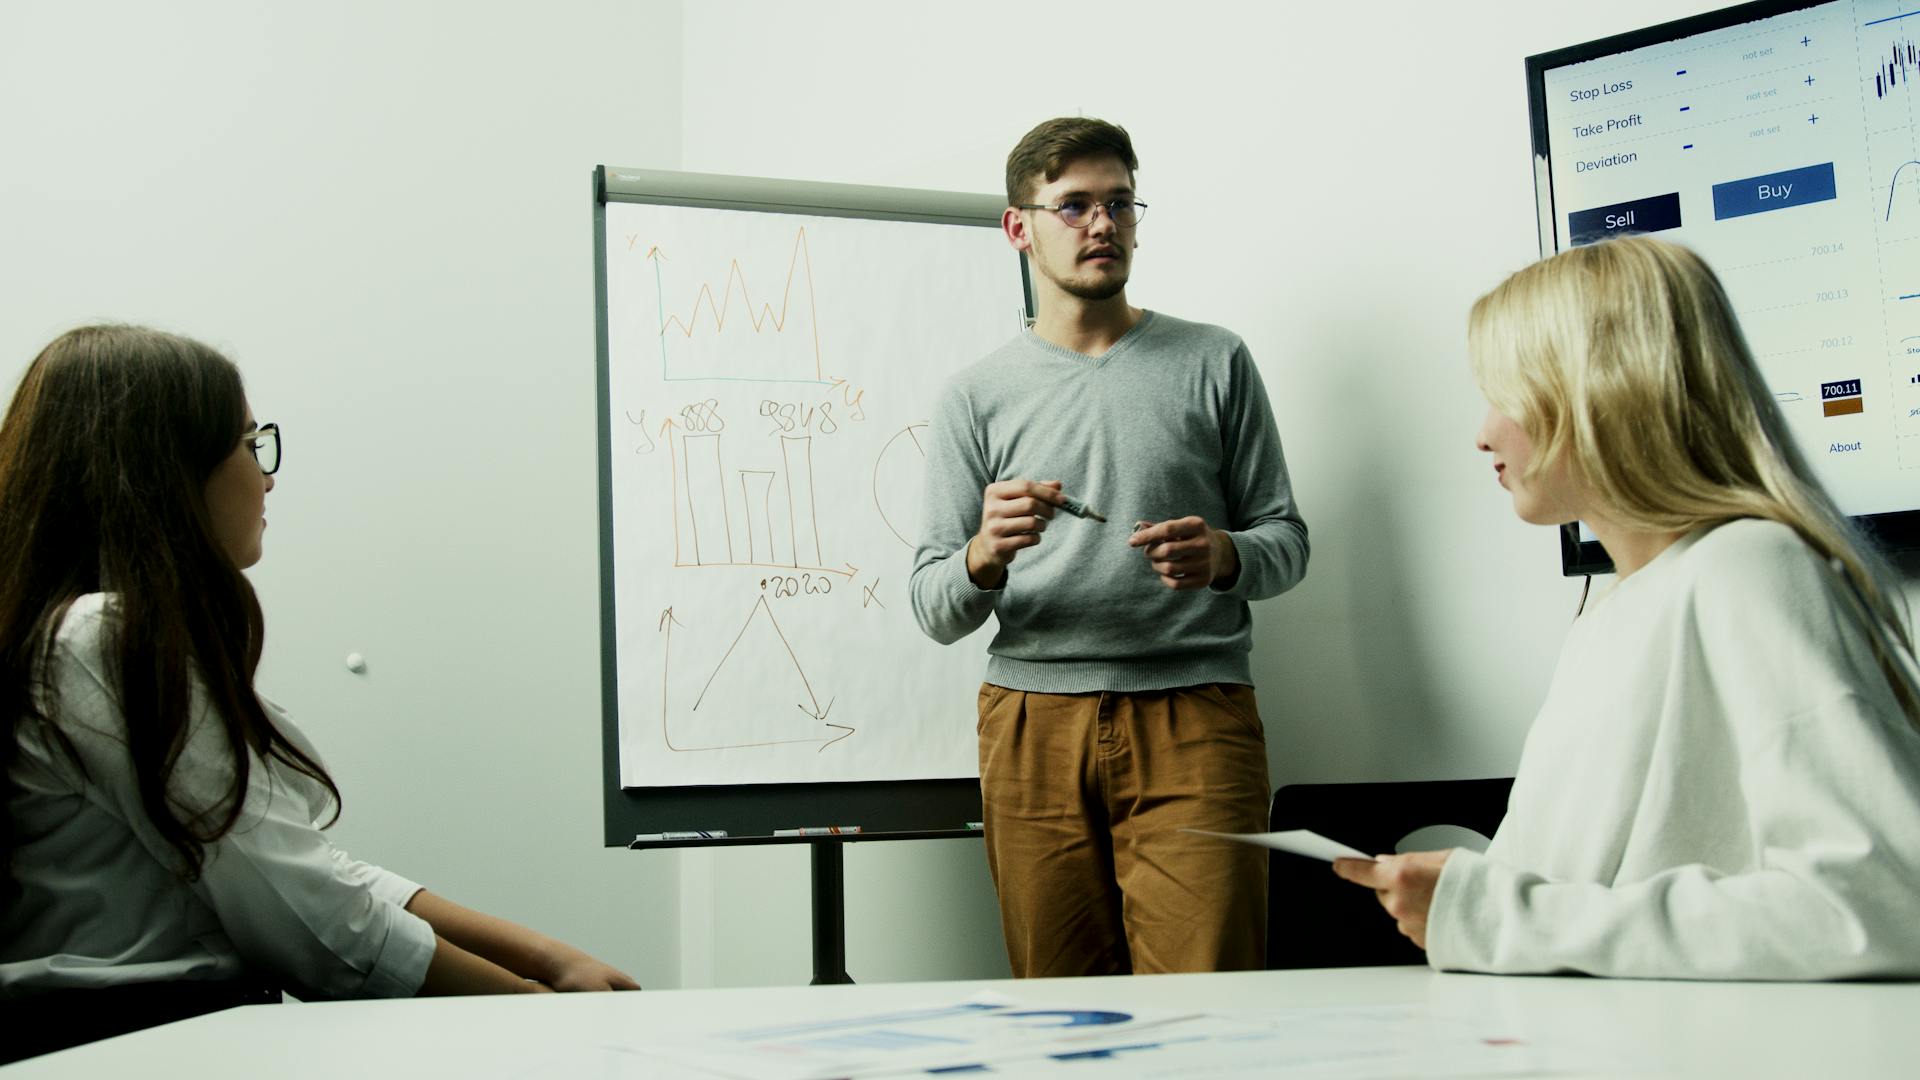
[1,980,281,1064]
[1267,777,1513,969]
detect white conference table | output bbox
[8,965,1917,1078]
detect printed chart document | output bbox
[602,994,1213,1079]
[1180,827,1375,862]
[516,997,1612,1078]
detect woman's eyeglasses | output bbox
[246,423,281,476]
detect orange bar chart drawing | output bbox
[664,427,855,579]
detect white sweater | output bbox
[1429,519,1920,980]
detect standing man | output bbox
[910,117,1310,976]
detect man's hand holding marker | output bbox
[966,478,1236,592]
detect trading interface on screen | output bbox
[1536,1,1920,520]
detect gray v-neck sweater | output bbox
[909,311,1309,692]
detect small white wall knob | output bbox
[345,653,367,675]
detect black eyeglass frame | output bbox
[246,422,282,476]
[1015,198,1148,229]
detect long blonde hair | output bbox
[1468,234,1919,724]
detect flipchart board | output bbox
[594,166,1032,847]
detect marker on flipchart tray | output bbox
[633,830,728,841]
[774,826,863,836]
[1058,493,1107,522]
[965,821,984,830]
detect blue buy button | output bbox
[1712,162,1836,220]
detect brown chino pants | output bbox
[976,683,1271,977]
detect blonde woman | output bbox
[1335,235,1920,979]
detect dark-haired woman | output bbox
[0,326,636,1042]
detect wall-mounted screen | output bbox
[1527,0,1920,575]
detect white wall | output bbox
[670,0,1737,987]
[0,1,686,987]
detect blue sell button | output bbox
[1712,162,1836,220]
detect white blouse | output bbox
[1,594,436,999]
[1430,519,1920,979]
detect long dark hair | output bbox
[0,325,339,885]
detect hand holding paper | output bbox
[1330,849,1455,950]
[1178,827,1376,863]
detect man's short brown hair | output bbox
[1004,117,1138,207]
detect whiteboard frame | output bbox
[593,165,1032,847]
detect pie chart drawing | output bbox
[873,423,928,548]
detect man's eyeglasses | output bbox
[1017,198,1148,230]
[246,423,282,476]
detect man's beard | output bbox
[1039,254,1129,301]
[1057,273,1128,302]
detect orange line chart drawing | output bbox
[648,228,827,385]
[657,602,855,753]
[660,417,860,579]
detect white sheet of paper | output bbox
[1179,828,1375,862]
